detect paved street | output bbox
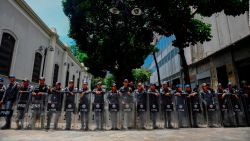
[0,128,250,141]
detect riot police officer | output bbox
[0,78,6,109]
[46,82,63,130]
[16,78,33,129]
[28,77,48,129]
[224,82,247,126]
[119,79,133,130]
[0,75,20,129]
[92,82,105,130]
[135,82,147,129]
[148,83,160,129]
[64,80,77,130]
[79,81,91,130]
[129,81,136,92]
[200,83,217,127]
[174,84,190,128]
[239,80,250,126]
[160,81,173,128]
[107,83,119,130]
[186,84,202,128]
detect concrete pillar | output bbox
[60,51,68,88]
[44,33,56,86]
[210,57,218,90]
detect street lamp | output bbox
[41,45,54,77]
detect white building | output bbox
[0,0,92,88]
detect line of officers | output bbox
[0,75,250,131]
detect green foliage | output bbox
[63,0,248,85]
[103,74,115,90]
[90,74,115,90]
[63,0,155,83]
[70,45,88,63]
[132,68,152,83]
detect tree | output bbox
[132,68,152,83]
[152,49,161,86]
[63,0,248,86]
[70,45,88,63]
[103,74,115,91]
[63,0,154,86]
[142,0,248,85]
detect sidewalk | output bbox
[0,128,250,141]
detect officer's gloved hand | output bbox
[233,94,239,99]
[119,92,123,96]
[38,92,43,96]
[175,92,181,96]
[165,93,170,96]
[32,92,36,96]
[80,92,84,97]
[70,92,74,96]
[221,93,226,99]
[128,92,131,95]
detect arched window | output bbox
[0,32,16,76]
[53,64,59,86]
[32,52,42,83]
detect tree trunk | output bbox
[178,47,191,85]
[153,51,161,86]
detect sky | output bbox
[25,0,75,46]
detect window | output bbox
[77,72,81,89]
[65,70,69,87]
[72,75,75,83]
[52,64,59,86]
[32,52,42,83]
[0,32,16,76]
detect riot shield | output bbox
[63,92,77,130]
[174,92,191,128]
[146,91,161,129]
[88,92,95,131]
[161,93,177,129]
[188,93,206,128]
[28,92,48,130]
[230,92,247,127]
[78,91,92,131]
[92,102,104,130]
[202,93,221,128]
[134,90,147,129]
[15,90,32,129]
[120,93,135,130]
[45,91,64,130]
[0,108,14,128]
[217,93,236,127]
[89,88,106,130]
[106,91,120,130]
[241,94,250,126]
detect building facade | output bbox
[186,12,250,89]
[0,0,92,88]
[143,11,250,89]
[143,35,182,86]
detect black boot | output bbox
[1,122,11,130]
